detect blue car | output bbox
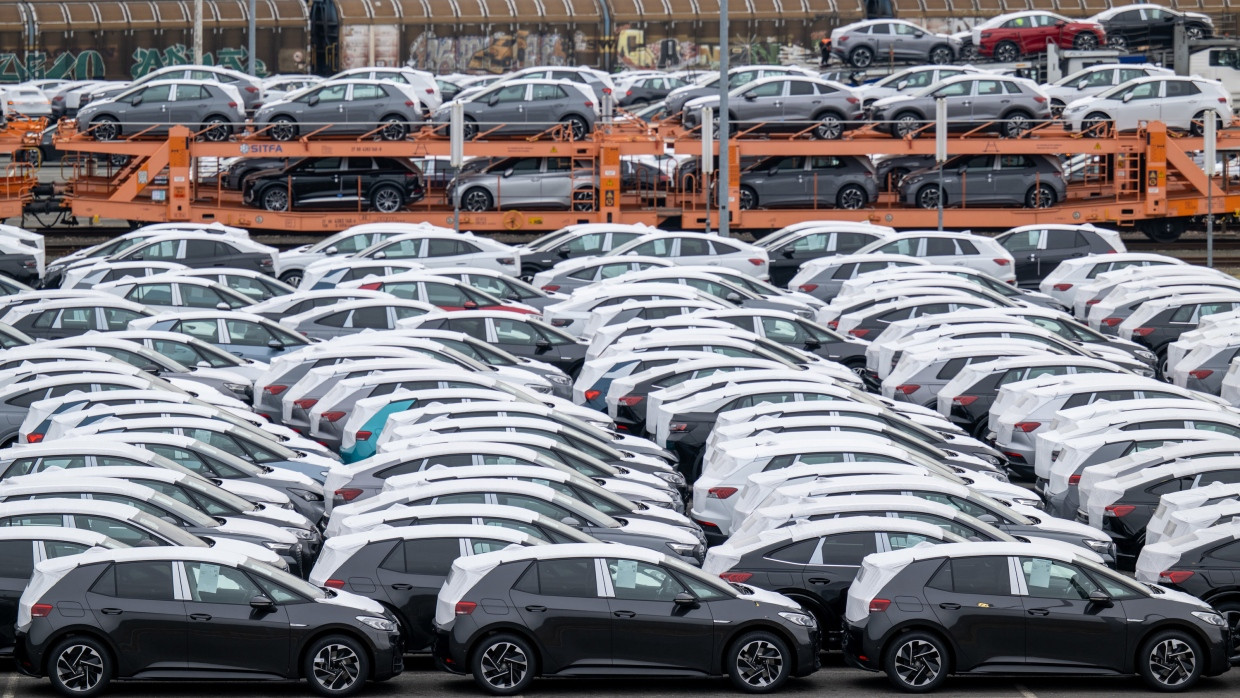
[128,310,311,362]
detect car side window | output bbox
[185,561,264,604]
[400,537,462,575]
[937,556,1012,595]
[1206,540,1240,563]
[73,515,155,546]
[111,561,176,600]
[767,538,819,563]
[0,540,34,578]
[129,283,175,305]
[1019,557,1099,600]
[608,558,688,601]
[532,558,599,597]
[933,81,969,98]
[818,531,879,565]
[1165,81,1200,98]
[788,80,815,96]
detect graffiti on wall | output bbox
[407,30,585,74]
[613,26,814,71]
[0,50,106,81]
[130,45,267,78]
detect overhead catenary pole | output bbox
[1206,115,1216,268]
[247,0,257,74]
[193,0,204,64]
[935,97,946,232]
[717,0,730,238]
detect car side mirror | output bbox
[1054,19,1066,26]
[503,168,515,178]
[130,96,143,106]
[136,538,160,547]
[804,339,821,350]
[535,338,552,349]
[307,95,320,106]
[743,92,757,101]
[768,167,780,176]
[725,292,743,303]
[896,80,908,90]
[977,514,1000,525]
[197,360,212,368]
[1077,79,1090,89]
[141,364,162,374]
[250,595,276,612]
[780,244,796,257]
[957,165,968,175]
[216,302,231,311]
[560,516,582,527]
[324,246,339,255]
[1088,590,1112,606]
[673,592,698,606]
[488,94,500,106]
[372,251,387,260]
[267,339,285,350]
[505,293,522,301]
[1122,92,1134,103]
[914,31,925,38]
[130,254,144,261]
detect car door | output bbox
[922,555,1027,670]
[510,556,613,671]
[970,79,1008,125]
[221,317,283,361]
[525,83,565,129]
[1001,228,1042,283]
[1017,556,1127,670]
[0,540,34,650]
[375,536,462,650]
[757,156,806,207]
[84,560,187,675]
[299,83,348,133]
[735,80,786,129]
[165,84,199,127]
[932,80,972,127]
[287,158,344,207]
[772,228,828,285]
[892,22,925,60]
[344,83,383,130]
[952,154,996,203]
[1117,80,1162,130]
[790,532,877,623]
[1159,80,1204,129]
[605,557,715,670]
[538,157,576,207]
[181,559,291,675]
[782,79,821,127]
[129,83,174,131]
[497,158,544,207]
[485,83,532,134]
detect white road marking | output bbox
[1016,684,1038,698]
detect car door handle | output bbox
[190,613,212,621]
[938,603,961,610]
[390,583,413,591]
[808,577,833,584]
[100,608,123,615]
[613,610,637,618]
[524,605,547,613]
[1027,608,1050,616]
[962,101,971,106]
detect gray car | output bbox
[829,19,960,67]
[253,79,424,142]
[737,154,877,210]
[279,299,436,340]
[898,153,1066,209]
[868,73,1052,139]
[682,76,862,140]
[79,80,245,142]
[85,64,263,112]
[664,65,815,116]
[448,157,599,212]
[433,79,597,140]
[854,66,980,109]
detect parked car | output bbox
[996,224,1125,287]
[253,79,425,141]
[664,65,817,115]
[830,19,960,68]
[854,66,980,108]
[1062,76,1234,136]
[329,65,442,110]
[898,153,1065,210]
[432,79,598,140]
[242,157,426,214]
[856,231,1016,283]
[85,64,263,111]
[79,80,245,142]
[111,232,278,276]
[448,157,598,212]
[681,76,863,140]
[735,155,877,212]
[976,11,1106,61]
[868,73,1051,139]
[1042,63,1174,115]
[1091,3,1214,50]
[616,74,689,107]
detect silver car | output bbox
[85,64,263,112]
[252,79,424,142]
[868,73,1052,139]
[433,79,598,140]
[854,66,981,108]
[829,19,960,68]
[898,153,1067,209]
[664,65,816,116]
[682,76,863,140]
[738,155,877,210]
[79,80,245,142]
[448,157,598,212]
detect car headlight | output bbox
[779,611,816,627]
[1084,539,1114,555]
[223,382,250,393]
[667,542,704,558]
[282,526,315,540]
[356,615,398,632]
[1193,611,1226,626]
[647,499,673,509]
[263,541,294,553]
[548,374,570,385]
[654,470,686,486]
[289,488,323,502]
[1136,350,1156,360]
[1011,497,1044,509]
[525,383,553,394]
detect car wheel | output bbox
[1142,218,1185,243]
[917,184,944,210]
[304,634,369,697]
[201,116,231,142]
[107,154,130,168]
[1002,110,1033,138]
[1082,112,1111,138]
[91,116,120,141]
[959,43,979,61]
[462,187,494,212]
[261,187,291,212]
[1138,630,1203,692]
[463,117,479,140]
[849,46,874,68]
[279,270,303,287]
[836,183,868,210]
[1190,110,1220,137]
[1108,34,1128,50]
[471,633,536,695]
[572,187,598,211]
[883,631,949,693]
[813,112,844,140]
[561,115,590,140]
[928,45,953,64]
[48,636,112,697]
[370,184,405,213]
[1186,25,1204,41]
[378,116,406,141]
[1074,32,1099,50]
[739,186,758,210]
[727,630,791,694]
[994,41,1019,62]
[894,111,922,139]
[1025,183,1056,208]
[1050,100,1065,118]
[269,116,298,142]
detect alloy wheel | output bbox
[1148,638,1196,687]
[1108,35,1127,50]
[735,639,784,689]
[372,185,403,213]
[92,119,119,141]
[1004,112,1031,138]
[479,641,528,689]
[917,185,941,209]
[995,42,1019,62]
[311,643,362,692]
[893,639,942,688]
[814,115,843,140]
[837,184,867,210]
[262,188,290,212]
[572,188,597,211]
[894,114,921,138]
[1074,33,1099,50]
[462,188,493,212]
[55,644,105,693]
[739,187,757,210]
[563,116,588,140]
[929,46,952,64]
[203,119,230,142]
[380,119,406,141]
[270,119,297,141]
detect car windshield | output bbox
[133,512,208,546]
[242,558,327,599]
[665,555,738,597]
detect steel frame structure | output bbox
[0,117,45,220]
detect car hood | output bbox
[734,584,802,611]
[616,516,698,544]
[871,94,916,110]
[316,588,387,614]
[216,516,298,543]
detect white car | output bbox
[787,252,928,299]
[856,231,1016,284]
[275,224,417,286]
[883,338,1059,405]
[1063,75,1233,134]
[854,66,983,107]
[1145,482,1240,545]
[607,232,771,279]
[0,84,52,118]
[530,255,673,294]
[1038,253,1185,308]
[95,274,254,311]
[259,74,324,103]
[329,66,442,110]
[298,259,426,291]
[542,282,722,336]
[349,229,521,276]
[1042,63,1173,113]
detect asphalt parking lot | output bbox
[7,655,1240,697]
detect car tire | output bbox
[1137,629,1203,692]
[561,115,590,140]
[1001,110,1033,138]
[91,116,120,142]
[1142,218,1185,243]
[463,117,479,140]
[928,45,953,64]
[813,112,845,140]
[279,270,303,287]
[893,111,922,139]
[836,183,868,210]
[261,187,291,212]
[571,187,598,211]
[1186,25,1205,40]
[47,636,112,697]
[916,184,944,210]
[303,634,370,697]
[1108,34,1128,50]
[883,630,950,693]
[739,185,758,210]
[1082,112,1111,138]
[995,41,1020,62]
[848,46,874,68]
[269,116,298,142]
[201,116,231,142]
[726,630,791,694]
[462,187,494,212]
[1073,32,1099,50]
[1190,110,1220,137]
[370,183,405,213]
[959,43,979,62]
[470,633,536,695]
[1025,183,1056,208]
[378,115,407,141]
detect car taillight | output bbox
[602,87,612,95]
[355,431,372,441]
[993,258,1010,266]
[31,603,53,618]
[799,284,818,293]
[719,572,752,582]
[1132,327,1154,337]
[869,598,891,612]
[708,487,738,499]
[1159,570,1194,584]
[405,100,415,107]
[848,329,870,338]
[360,282,382,290]
[952,395,978,406]
[1220,97,1229,104]
[541,284,560,292]
[227,101,238,108]
[1068,474,1081,485]
[1033,96,1046,103]
[324,579,345,589]
[426,88,435,94]
[827,320,838,329]
[1190,369,1214,379]
[748,258,765,266]
[669,423,689,432]
[1101,317,1122,327]
[618,395,643,406]
[335,488,363,502]
[455,601,477,615]
[321,411,347,423]
[53,96,63,102]
[846,97,859,104]
[260,258,273,267]
[245,86,259,93]
[498,258,515,265]
[1105,504,1135,517]
[1053,283,1073,291]
[626,90,633,97]
[895,384,919,395]
[585,101,595,108]
[584,390,601,401]
[1086,299,1100,306]
[263,385,287,395]
[839,35,850,43]
[26,433,43,443]
[293,398,318,409]
[1014,421,1041,432]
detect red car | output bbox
[975,11,1105,62]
